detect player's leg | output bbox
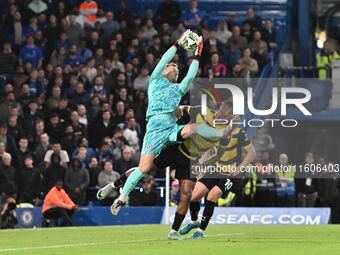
[180,123,231,139]
[168,179,195,240]
[98,144,177,201]
[97,168,136,200]
[179,181,209,235]
[189,186,222,239]
[111,154,156,215]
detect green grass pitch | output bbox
[1,224,340,255]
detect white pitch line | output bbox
[0,233,245,253]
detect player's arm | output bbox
[150,30,191,80]
[178,37,204,95]
[235,130,256,173]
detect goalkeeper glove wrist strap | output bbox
[193,55,200,60]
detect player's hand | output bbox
[194,36,204,56]
[176,29,191,47]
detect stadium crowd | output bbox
[6,0,335,228]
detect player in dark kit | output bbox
[182,124,256,239]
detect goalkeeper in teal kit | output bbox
[98,30,229,215]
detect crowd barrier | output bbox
[15,207,330,228]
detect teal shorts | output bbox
[141,113,185,155]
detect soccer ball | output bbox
[180,31,200,52]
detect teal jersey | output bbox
[146,46,199,119]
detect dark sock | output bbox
[114,168,136,187]
[172,212,186,231]
[200,200,216,231]
[114,174,128,188]
[189,201,200,221]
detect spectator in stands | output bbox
[42,180,78,227]
[101,12,120,40]
[227,26,248,51]
[182,0,205,30]
[0,196,18,229]
[0,153,17,197]
[18,35,43,68]
[114,146,138,175]
[249,31,268,53]
[316,40,339,80]
[43,152,67,193]
[54,32,71,51]
[0,123,17,155]
[7,115,24,143]
[17,155,41,205]
[97,160,120,205]
[261,19,277,51]
[77,105,88,127]
[0,92,23,125]
[155,0,181,28]
[34,133,51,168]
[296,152,318,207]
[93,110,115,149]
[97,141,114,166]
[76,0,98,28]
[143,19,158,42]
[251,41,268,71]
[45,113,63,142]
[61,125,77,156]
[123,117,140,152]
[64,158,89,206]
[204,53,227,77]
[204,29,223,56]
[69,110,87,139]
[0,42,17,80]
[89,76,108,103]
[65,15,84,46]
[45,86,61,109]
[216,20,232,45]
[242,22,253,43]
[243,8,262,32]
[130,175,160,206]
[275,153,295,207]
[14,137,32,171]
[88,157,102,188]
[44,141,69,168]
[12,11,24,51]
[238,48,259,77]
[72,137,95,164]
[133,66,150,92]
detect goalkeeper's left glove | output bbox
[193,36,203,60]
[174,29,191,49]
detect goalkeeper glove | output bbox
[193,36,203,60]
[174,29,191,48]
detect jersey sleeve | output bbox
[150,46,177,81]
[178,59,199,95]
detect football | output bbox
[180,31,200,52]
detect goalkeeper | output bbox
[105,30,231,215]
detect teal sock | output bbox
[122,168,144,198]
[196,124,224,138]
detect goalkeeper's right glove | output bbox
[174,29,191,49]
[193,36,204,60]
